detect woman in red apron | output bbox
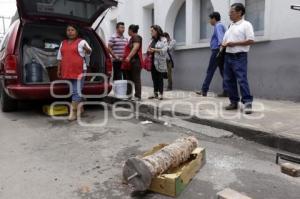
[57,24,92,121]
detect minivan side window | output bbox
[0,32,10,52]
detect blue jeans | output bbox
[224,53,253,104]
[70,75,85,102]
[202,49,225,93]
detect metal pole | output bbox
[2,16,6,34]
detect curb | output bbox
[104,96,300,155]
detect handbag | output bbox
[142,53,153,72]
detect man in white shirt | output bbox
[222,3,255,114]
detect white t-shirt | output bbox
[57,39,92,70]
[223,19,255,53]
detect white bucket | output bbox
[113,80,128,99]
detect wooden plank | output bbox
[217,188,252,199]
[150,176,176,197]
[180,148,205,184]
[281,163,300,177]
[175,177,186,197]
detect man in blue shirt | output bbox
[196,12,227,97]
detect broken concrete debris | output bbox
[217,188,252,199]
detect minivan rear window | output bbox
[19,0,116,24]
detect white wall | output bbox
[99,0,300,51]
[268,0,300,40]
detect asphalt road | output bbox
[0,104,300,199]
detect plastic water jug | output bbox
[25,58,43,83]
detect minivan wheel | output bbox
[0,86,18,112]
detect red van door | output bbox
[16,0,117,26]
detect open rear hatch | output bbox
[21,23,107,85]
[17,0,117,26]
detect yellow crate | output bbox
[42,105,69,116]
[143,144,206,197]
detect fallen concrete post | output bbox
[123,136,198,191]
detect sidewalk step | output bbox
[159,116,233,138]
[104,96,300,155]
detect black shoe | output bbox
[148,93,158,99]
[225,103,238,111]
[196,91,207,97]
[131,97,141,102]
[217,92,229,97]
[244,104,253,115]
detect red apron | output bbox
[60,38,84,80]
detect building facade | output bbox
[99,0,300,101]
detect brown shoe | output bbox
[68,102,78,121]
[78,103,85,117]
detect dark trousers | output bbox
[113,60,123,81]
[125,58,142,99]
[151,65,164,95]
[167,60,173,89]
[224,52,253,104]
[202,49,225,93]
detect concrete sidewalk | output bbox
[107,86,300,155]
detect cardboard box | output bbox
[142,144,206,197]
[43,105,69,116]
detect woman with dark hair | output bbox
[148,25,168,100]
[57,24,92,121]
[122,24,143,101]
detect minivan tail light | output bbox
[4,55,17,75]
[105,58,112,76]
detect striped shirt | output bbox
[108,33,128,59]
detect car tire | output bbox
[0,85,18,112]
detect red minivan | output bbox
[0,0,117,112]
